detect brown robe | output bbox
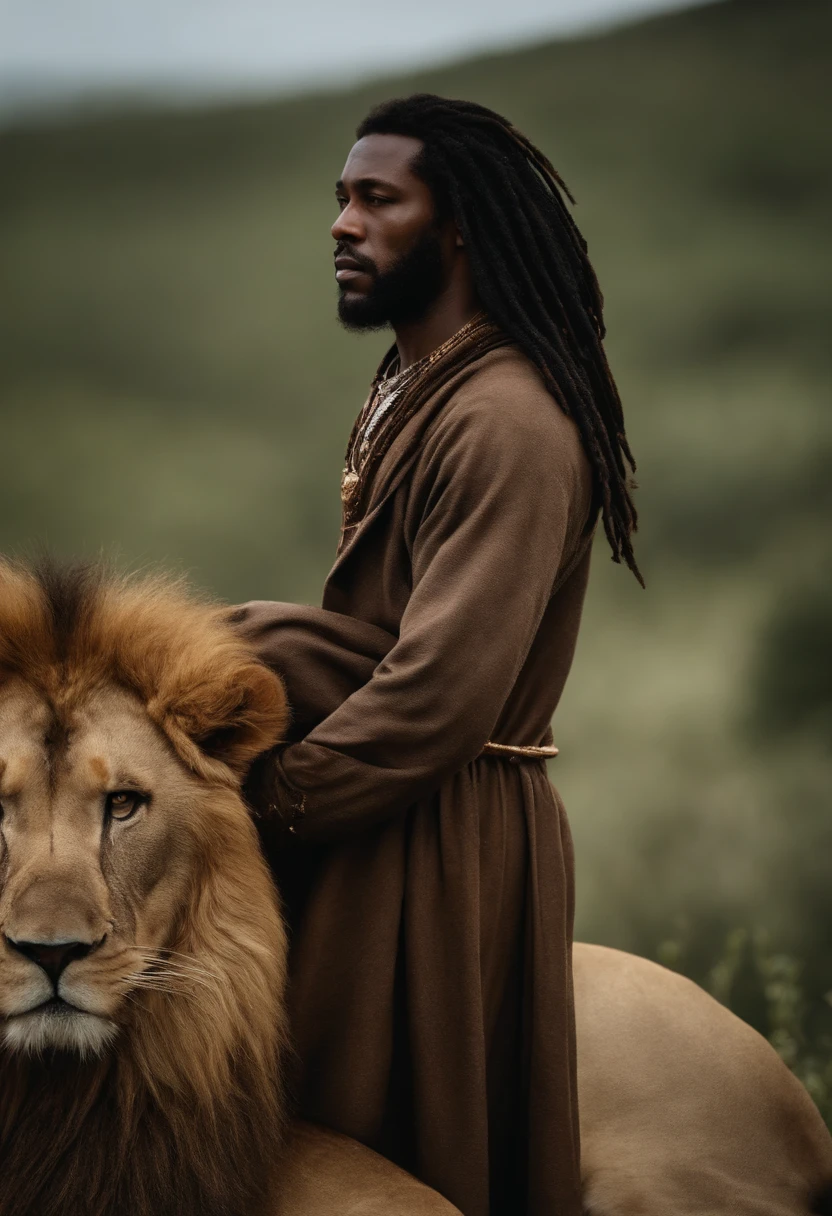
[236,343,595,1216]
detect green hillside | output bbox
[2,0,831,1102]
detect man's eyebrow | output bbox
[335,176,399,193]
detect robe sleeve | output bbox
[263,386,586,842]
[230,601,396,738]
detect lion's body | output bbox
[274,948,832,1216]
[277,1123,461,1214]
[0,561,830,1216]
[573,943,832,1215]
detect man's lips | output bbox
[335,255,372,284]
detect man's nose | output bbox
[331,202,364,244]
[5,936,102,987]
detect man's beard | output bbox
[337,227,445,332]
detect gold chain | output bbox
[342,312,488,507]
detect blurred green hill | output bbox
[2,0,831,1084]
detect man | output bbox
[236,94,640,1216]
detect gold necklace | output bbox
[341,312,487,509]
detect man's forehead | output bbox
[338,133,424,188]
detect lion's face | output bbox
[0,563,290,1216]
[0,676,213,1057]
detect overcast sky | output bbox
[1,0,703,112]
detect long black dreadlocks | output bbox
[356,94,642,584]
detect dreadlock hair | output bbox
[356,94,643,584]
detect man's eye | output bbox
[106,791,147,822]
[366,195,391,206]
[335,195,348,210]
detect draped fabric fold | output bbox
[233,602,394,738]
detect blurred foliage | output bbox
[660,925,832,1126]
[1,0,830,1109]
[748,578,832,740]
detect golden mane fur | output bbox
[0,559,287,784]
[0,560,292,1216]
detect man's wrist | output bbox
[269,748,307,834]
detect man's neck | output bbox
[393,294,482,371]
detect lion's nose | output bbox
[5,937,99,986]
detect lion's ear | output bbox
[197,663,290,779]
[153,662,290,784]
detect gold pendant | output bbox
[341,468,360,506]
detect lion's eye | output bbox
[106,791,146,822]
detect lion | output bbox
[0,561,456,1216]
[0,561,830,1216]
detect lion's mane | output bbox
[0,561,291,1216]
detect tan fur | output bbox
[574,944,832,1215]
[0,560,288,783]
[276,1123,462,1214]
[0,561,291,1216]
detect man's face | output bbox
[332,133,454,331]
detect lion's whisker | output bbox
[119,975,177,992]
[131,967,215,989]
[119,970,213,994]
[131,954,220,984]
[133,946,220,971]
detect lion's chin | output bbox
[4,1001,118,1059]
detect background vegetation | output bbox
[2,0,830,1111]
